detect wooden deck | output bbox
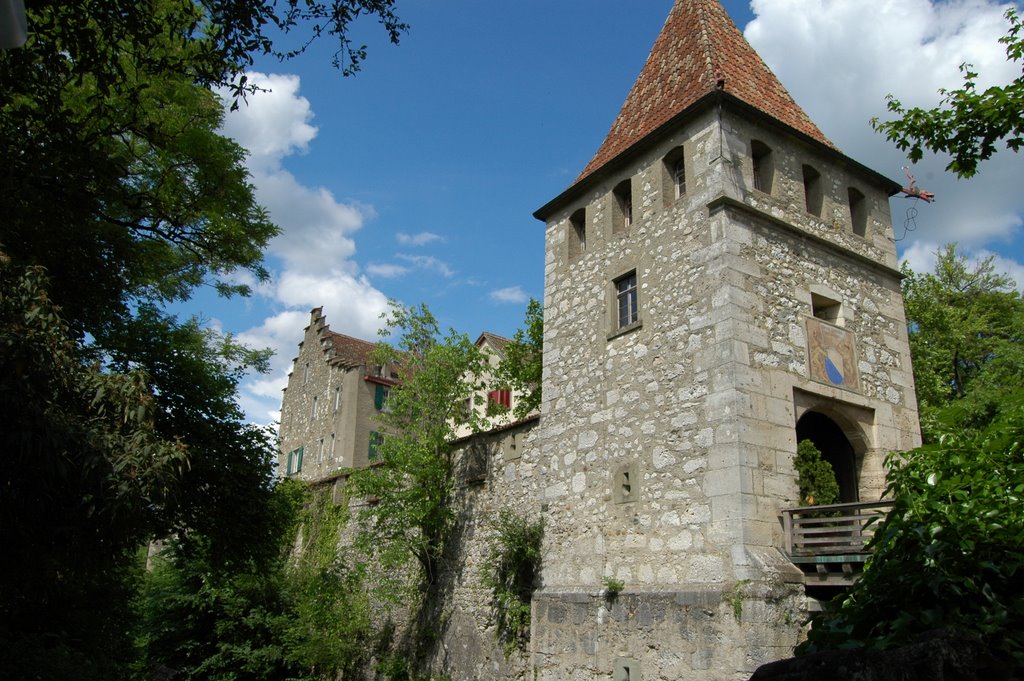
[780,500,894,586]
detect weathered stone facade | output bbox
[282,2,922,678]
[425,0,920,677]
[279,308,390,479]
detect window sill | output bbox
[607,319,642,341]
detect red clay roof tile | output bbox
[577,0,833,184]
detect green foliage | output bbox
[284,483,373,678]
[141,479,373,680]
[0,255,188,679]
[902,244,1024,440]
[794,439,840,507]
[601,576,625,598]
[496,298,544,419]
[724,580,751,622]
[871,8,1023,177]
[0,1,404,674]
[2,0,279,337]
[348,302,486,588]
[482,510,544,655]
[800,402,1024,664]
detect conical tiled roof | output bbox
[576,0,832,184]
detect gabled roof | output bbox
[303,307,376,370]
[576,0,832,185]
[326,331,376,369]
[475,331,512,358]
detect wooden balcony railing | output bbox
[780,500,894,585]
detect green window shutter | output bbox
[374,384,384,410]
[287,451,294,475]
[296,446,304,472]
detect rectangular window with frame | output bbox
[616,272,639,329]
[286,446,304,475]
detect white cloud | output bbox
[366,262,411,278]
[901,240,1024,292]
[219,73,317,172]
[396,254,455,277]
[397,231,443,246]
[490,286,529,304]
[218,72,392,423]
[746,0,1024,246]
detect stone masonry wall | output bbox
[303,106,921,680]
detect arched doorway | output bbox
[795,411,858,503]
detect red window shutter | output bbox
[500,389,511,408]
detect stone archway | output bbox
[795,411,859,503]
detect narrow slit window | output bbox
[751,140,773,194]
[848,187,867,236]
[613,179,633,233]
[802,164,823,216]
[569,208,586,260]
[662,146,686,202]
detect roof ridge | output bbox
[575,0,833,185]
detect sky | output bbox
[185,0,1024,425]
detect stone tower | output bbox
[528,0,921,677]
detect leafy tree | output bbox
[800,400,1024,666]
[0,256,186,679]
[902,244,1024,440]
[794,439,840,507]
[0,0,405,675]
[141,480,373,681]
[495,297,543,419]
[348,302,486,589]
[872,8,1023,177]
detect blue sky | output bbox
[186,0,1024,424]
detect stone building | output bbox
[278,307,397,480]
[518,0,921,677]
[278,1,921,678]
[279,313,529,481]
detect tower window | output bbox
[568,208,587,260]
[811,292,842,325]
[802,164,823,216]
[751,140,773,194]
[662,146,686,202]
[848,187,867,236]
[616,271,639,329]
[613,179,633,233]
